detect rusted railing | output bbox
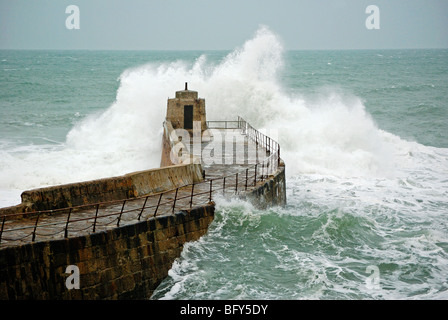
[0,117,281,246]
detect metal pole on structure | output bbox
[190,184,195,208]
[93,204,100,232]
[138,196,148,220]
[254,164,258,186]
[32,213,41,242]
[172,188,179,213]
[64,208,72,238]
[209,180,213,202]
[223,177,226,195]
[261,162,264,181]
[117,200,126,227]
[0,215,5,244]
[154,193,163,217]
[235,173,239,193]
[278,145,281,167]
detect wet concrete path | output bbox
[0,129,274,248]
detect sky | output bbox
[0,0,447,50]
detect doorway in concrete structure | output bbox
[184,105,193,130]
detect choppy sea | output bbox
[1,28,447,299]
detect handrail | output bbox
[206,120,240,129]
[0,116,281,246]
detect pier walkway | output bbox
[0,119,280,248]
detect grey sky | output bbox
[1,0,447,50]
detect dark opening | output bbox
[184,105,193,129]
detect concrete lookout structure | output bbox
[0,85,286,300]
[166,82,207,134]
[161,83,210,167]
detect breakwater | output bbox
[0,112,286,300]
[0,163,204,216]
[0,204,214,299]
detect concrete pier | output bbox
[0,86,286,300]
[0,126,285,247]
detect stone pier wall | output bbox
[0,162,286,300]
[246,164,287,209]
[0,163,203,216]
[0,204,214,300]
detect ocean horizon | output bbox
[1,29,447,299]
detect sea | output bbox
[1,27,447,300]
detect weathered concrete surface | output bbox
[0,127,286,300]
[245,163,286,209]
[0,163,203,216]
[0,204,214,300]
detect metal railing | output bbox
[237,116,281,173]
[0,117,281,246]
[206,120,240,129]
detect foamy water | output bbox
[2,27,446,202]
[1,27,448,299]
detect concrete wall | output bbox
[246,164,287,209]
[0,161,286,301]
[0,163,204,216]
[0,204,214,300]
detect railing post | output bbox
[209,180,213,202]
[137,196,148,220]
[278,145,281,167]
[223,177,226,195]
[245,168,248,190]
[64,208,72,239]
[0,215,5,244]
[254,164,258,186]
[117,200,126,227]
[154,193,163,217]
[32,212,41,242]
[190,184,195,208]
[235,173,238,193]
[93,204,100,232]
[172,188,179,213]
[261,162,265,181]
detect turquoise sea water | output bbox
[1,29,447,299]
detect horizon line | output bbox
[1,47,447,52]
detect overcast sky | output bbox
[1,0,447,50]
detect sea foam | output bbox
[0,26,447,208]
